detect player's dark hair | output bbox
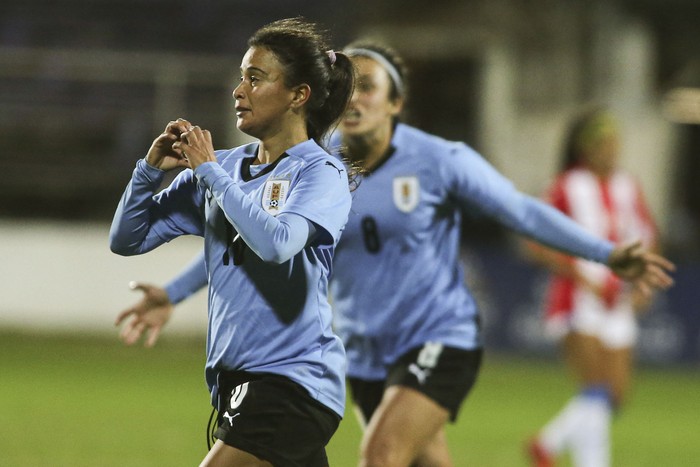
[561,105,617,172]
[249,17,354,145]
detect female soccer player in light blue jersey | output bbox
[116,42,674,467]
[110,18,355,467]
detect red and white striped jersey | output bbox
[544,167,657,319]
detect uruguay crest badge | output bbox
[393,176,419,213]
[262,179,290,215]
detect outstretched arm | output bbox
[524,238,671,306]
[445,144,675,294]
[508,196,674,296]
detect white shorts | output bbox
[546,299,638,349]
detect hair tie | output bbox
[326,50,337,66]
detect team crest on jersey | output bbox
[393,176,420,213]
[262,179,290,215]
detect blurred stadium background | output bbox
[1,0,698,465]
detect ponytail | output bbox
[307,51,354,144]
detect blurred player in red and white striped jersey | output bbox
[527,107,661,467]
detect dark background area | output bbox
[0,0,698,364]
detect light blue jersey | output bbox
[157,124,614,384]
[329,124,613,380]
[110,139,351,417]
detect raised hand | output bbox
[173,125,216,170]
[145,118,194,171]
[115,281,174,347]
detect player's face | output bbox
[341,56,402,137]
[232,47,296,139]
[585,134,620,176]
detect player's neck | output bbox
[255,123,308,165]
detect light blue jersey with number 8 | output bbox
[329,124,612,380]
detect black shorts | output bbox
[349,344,482,422]
[213,370,341,467]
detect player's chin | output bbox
[236,120,260,139]
[236,117,265,139]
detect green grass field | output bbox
[1,330,698,466]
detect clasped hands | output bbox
[145,117,215,171]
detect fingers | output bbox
[116,281,172,347]
[179,125,206,146]
[172,128,198,155]
[644,263,675,289]
[643,251,676,272]
[145,325,162,348]
[159,118,205,154]
[115,305,139,326]
[129,280,151,294]
[174,126,215,169]
[115,282,153,326]
[158,119,197,166]
[639,252,675,290]
[156,131,180,146]
[119,314,166,348]
[165,118,193,137]
[119,318,147,346]
[610,240,676,287]
[628,258,675,301]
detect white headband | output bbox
[344,47,404,97]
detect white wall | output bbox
[0,220,208,335]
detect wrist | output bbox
[136,158,165,184]
[144,156,160,169]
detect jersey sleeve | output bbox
[279,158,352,247]
[164,250,208,305]
[439,143,613,263]
[194,161,325,263]
[109,159,204,256]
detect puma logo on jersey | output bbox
[408,363,431,385]
[223,412,240,426]
[325,161,345,177]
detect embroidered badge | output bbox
[262,179,290,215]
[393,176,419,213]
